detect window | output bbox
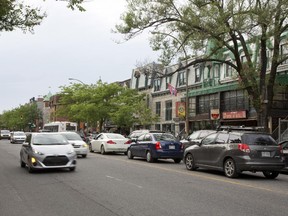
[165,100,172,121]
[178,71,186,86]
[156,102,161,116]
[222,90,249,112]
[225,62,232,78]
[202,133,217,145]
[195,67,201,82]
[216,133,229,144]
[197,94,219,114]
[154,79,161,91]
[281,44,288,65]
[144,134,152,141]
[166,76,172,89]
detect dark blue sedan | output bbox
[127,132,183,163]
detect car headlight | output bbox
[33,149,44,155]
[82,143,88,148]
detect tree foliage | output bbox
[0,0,85,33]
[116,0,288,129]
[58,81,158,132]
[0,103,42,131]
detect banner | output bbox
[168,83,177,96]
[176,102,186,118]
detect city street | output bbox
[0,139,287,216]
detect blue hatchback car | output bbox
[127,132,183,163]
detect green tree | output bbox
[0,103,42,131]
[0,0,85,33]
[59,81,158,132]
[116,0,288,131]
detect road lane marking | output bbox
[96,154,288,195]
[106,175,143,189]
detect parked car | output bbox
[181,130,215,149]
[128,130,165,143]
[10,131,26,144]
[127,132,184,163]
[90,133,130,154]
[58,132,89,158]
[184,129,285,179]
[20,133,77,173]
[279,140,288,172]
[0,129,11,140]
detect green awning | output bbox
[188,82,239,97]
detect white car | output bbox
[10,131,26,143]
[58,132,89,158]
[90,133,130,154]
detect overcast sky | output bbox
[0,0,159,113]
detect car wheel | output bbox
[27,165,34,173]
[89,144,94,153]
[174,158,182,163]
[69,167,76,171]
[185,154,197,170]
[262,171,279,179]
[146,151,154,163]
[127,148,134,159]
[224,158,238,178]
[82,154,87,158]
[20,159,25,168]
[100,145,106,155]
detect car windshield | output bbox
[61,133,82,141]
[14,132,25,136]
[153,133,176,141]
[242,134,277,146]
[33,134,69,145]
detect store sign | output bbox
[210,109,220,120]
[222,111,247,119]
[176,102,186,118]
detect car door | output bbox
[92,134,103,152]
[207,133,229,168]
[21,134,32,164]
[130,134,146,157]
[194,133,218,165]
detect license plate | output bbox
[261,151,270,157]
[169,145,175,149]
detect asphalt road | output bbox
[0,139,287,216]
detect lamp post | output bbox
[68,77,86,85]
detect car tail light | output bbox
[124,140,132,144]
[155,142,162,150]
[238,143,251,153]
[180,142,184,150]
[107,140,116,144]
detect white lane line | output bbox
[106,175,143,189]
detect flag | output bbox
[168,83,177,96]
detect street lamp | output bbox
[68,78,85,85]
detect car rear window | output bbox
[241,134,277,146]
[153,133,175,141]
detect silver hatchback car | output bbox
[184,130,285,179]
[20,133,77,173]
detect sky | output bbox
[0,0,160,114]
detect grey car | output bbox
[20,133,77,173]
[184,130,285,179]
[181,130,215,149]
